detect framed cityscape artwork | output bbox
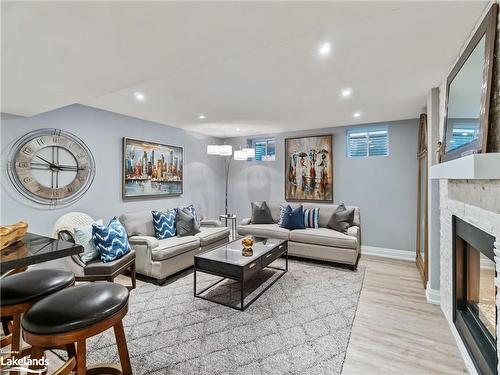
[285,134,333,202]
[122,138,183,199]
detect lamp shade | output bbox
[207,145,220,155]
[219,145,233,156]
[234,150,247,160]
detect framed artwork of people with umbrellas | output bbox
[284,134,333,202]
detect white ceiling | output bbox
[1,1,489,138]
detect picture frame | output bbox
[122,137,183,199]
[284,134,333,202]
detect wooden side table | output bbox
[218,214,237,240]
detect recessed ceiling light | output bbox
[134,92,145,101]
[198,114,206,120]
[353,111,362,118]
[236,128,241,131]
[341,88,352,98]
[318,42,331,56]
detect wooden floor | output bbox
[342,255,468,375]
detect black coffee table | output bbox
[194,237,288,311]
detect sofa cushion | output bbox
[327,204,355,233]
[152,209,177,239]
[303,207,320,229]
[251,201,274,224]
[251,201,360,227]
[74,219,103,264]
[176,208,201,237]
[119,210,155,237]
[303,203,360,227]
[280,205,306,230]
[289,228,357,249]
[196,227,230,246]
[84,250,135,276]
[263,201,301,223]
[237,224,290,240]
[92,217,131,263]
[151,236,200,261]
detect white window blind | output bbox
[346,126,389,157]
[248,138,276,161]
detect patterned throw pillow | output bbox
[74,219,103,263]
[92,217,131,263]
[304,208,320,229]
[176,208,201,237]
[278,206,287,225]
[183,205,200,226]
[152,209,177,239]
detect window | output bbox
[247,138,276,161]
[346,126,389,157]
[448,122,478,151]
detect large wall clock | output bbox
[7,128,96,206]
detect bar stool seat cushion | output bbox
[0,269,75,306]
[22,283,129,335]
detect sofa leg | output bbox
[349,264,357,271]
[130,262,136,290]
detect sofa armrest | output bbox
[347,226,361,250]
[128,235,159,249]
[240,218,251,225]
[128,235,158,279]
[200,219,223,227]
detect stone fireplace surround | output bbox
[434,2,500,371]
[439,179,500,374]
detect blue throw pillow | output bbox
[280,205,306,230]
[92,217,131,263]
[152,209,177,239]
[304,208,320,229]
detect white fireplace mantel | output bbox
[429,153,500,180]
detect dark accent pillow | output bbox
[251,201,274,224]
[280,205,306,230]
[176,208,201,237]
[328,204,355,233]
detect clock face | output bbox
[7,129,95,206]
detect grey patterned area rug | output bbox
[87,259,364,375]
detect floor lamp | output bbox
[207,145,255,216]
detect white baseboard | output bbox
[425,282,440,305]
[361,245,414,262]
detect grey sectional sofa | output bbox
[237,201,361,269]
[119,210,230,283]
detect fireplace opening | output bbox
[453,215,497,375]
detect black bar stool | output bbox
[0,269,75,359]
[22,283,132,375]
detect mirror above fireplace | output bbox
[442,4,498,162]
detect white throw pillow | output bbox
[74,219,103,264]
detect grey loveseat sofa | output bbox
[119,210,230,284]
[237,202,361,269]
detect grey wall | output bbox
[225,119,419,252]
[0,104,225,236]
